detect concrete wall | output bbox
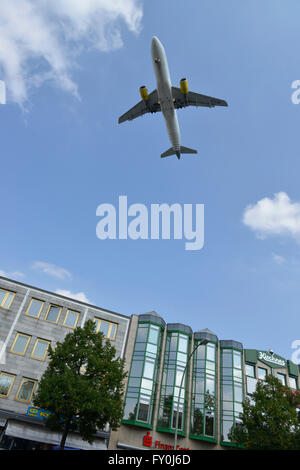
[0,276,131,417]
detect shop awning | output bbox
[5,420,107,450]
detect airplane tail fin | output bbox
[160,146,197,159]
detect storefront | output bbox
[108,312,300,450]
[0,409,109,450]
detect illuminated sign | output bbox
[143,432,190,450]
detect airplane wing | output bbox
[171,87,228,109]
[118,89,161,124]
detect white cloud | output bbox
[272,253,286,265]
[242,192,300,241]
[56,289,91,304]
[0,269,24,279]
[0,0,143,104]
[32,261,72,280]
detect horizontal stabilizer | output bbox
[180,146,197,154]
[160,146,197,159]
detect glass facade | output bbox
[122,322,162,427]
[190,341,217,440]
[220,348,244,444]
[157,331,190,434]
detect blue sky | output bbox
[1,0,300,361]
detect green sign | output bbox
[257,351,286,368]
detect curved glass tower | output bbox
[190,329,218,442]
[157,324,192,435]
[122,313,165,428]
[220,340,244,445]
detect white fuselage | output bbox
[151,36,180,152]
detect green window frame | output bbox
[0,372,16,397]
[25,298,44,318]
[190,341,217,442]
[122,322,162,428]
[220,348,244,447]
[0,289,15,309]
[157,331,190,435]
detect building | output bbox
[109,311,300,450]
[0,276,132,450]
[0,277,299,450]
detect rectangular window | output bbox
[0,372,16,397]
[137,395,150,422]
[205,412,214,437]
[222,420,234,442]
[222,384,233,402]
[289,377,297,390]
[234,384,243,402]
[94,318,118,340]
[206,376,215,395]
[123,397,138,421]
[136,326,148,343]
[63,310,79,329]
[178,335,188,353]
[10,333,31,356]
[15,378,37,403]
[222,351,232,368]
[130,360,143,377]
[148,325,159,344]
[233,351,241,368]
[172,404,183,430]
[0,289,15,309]
[44,305,62,324]
[277,373,286,386]
[25,299,44,318]
[206,344,215,362]
[257,367,267,380]
[30,339,50,361]
[246,376,257,395]
[143,359,155,380]
[245,364,255,377]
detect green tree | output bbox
[33,320,127,450]
[229,374,300,450]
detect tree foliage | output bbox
[229,374,300,450]
[33,320,127,448]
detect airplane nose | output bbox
[151,36,161,56]
[151,36,164,63]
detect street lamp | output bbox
[173,338,209,450]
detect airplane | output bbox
[118,36,228,160]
